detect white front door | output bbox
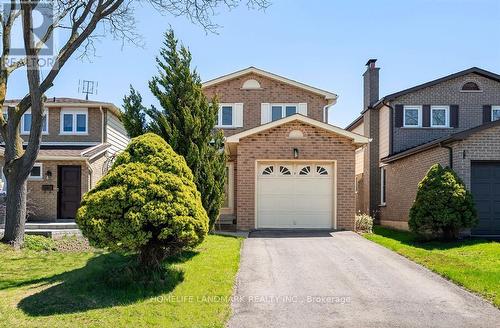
[256,162,334,229]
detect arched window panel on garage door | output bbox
[261,165,274,176]
[316,165,329,176]
[279,166,292,176]
[298,165,311,176]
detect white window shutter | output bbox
[234,103,244,127]
[298,103,308,116]
[261,103,271,124]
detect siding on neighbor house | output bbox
[378,105,390,159]
[106,111,129,155]
[235,121,356,231]
[203,72,329,136]
[391,73,500,153]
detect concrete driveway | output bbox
[228,231,500,328]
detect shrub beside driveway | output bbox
[0,235,242,327]
[364,226,500,308]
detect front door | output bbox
[58,165,82,220]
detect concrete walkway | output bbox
[228,230,500,328]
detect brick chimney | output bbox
[363,59,380,110]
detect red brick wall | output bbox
[235,121,356,230]
[379,147,449,229]
[203,73,329,136]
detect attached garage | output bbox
[256,162,334,229]
[471,162,500,236]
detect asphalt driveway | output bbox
[228,231,500,328]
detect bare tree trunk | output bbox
[1,169,27,249]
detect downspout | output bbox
[440,142,453,169]
[323,98,337,123]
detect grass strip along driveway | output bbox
[0,235,242,328]
[365,226,500,308]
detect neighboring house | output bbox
[0,98,129,223]
[347,60,500,236]
[203,67,369,231]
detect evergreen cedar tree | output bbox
[121,86,148,138]
[76,133,209,268]
[409,164,477,240]
[146,29,226,230]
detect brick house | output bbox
[0,98,129,223]
[347,60,500,236]
[203,67,369,231]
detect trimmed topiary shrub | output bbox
[355,213,374,233]
[76,133,209,268]
[409,164,477,240]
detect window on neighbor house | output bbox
[21,110,48,134]
[380,166,387,205]
[492,106,500,121]
[461,82,480,91]
[431,106,449,128]
[403,106,422,127]
[60,109,88,134]
[29,163,43,180]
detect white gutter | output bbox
[323,98,337,123]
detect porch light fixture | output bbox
[293,148,299,159]
[46,170,52,179]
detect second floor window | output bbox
[271,104,297,121]
[21,110,48,134]
[215,103,243,128]
[403,106,422,127]
[61,109,88,134]
[431,106,449,127]
[492,106,500,121]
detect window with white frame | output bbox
[271,104,297,121]
[60,108,88,134]
[380,166,387,205]
[492,106,500,121]
[431,106,449,127]
[29,163,43,180]
[21,109,48,134]
[216,105,233,127]
[403,106,422,127]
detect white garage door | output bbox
[256,162,334,229]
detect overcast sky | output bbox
[8,0,500,128]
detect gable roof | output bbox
[382,119,500,163]
[372,67,500,109]
[225,114,370,145]
[202,67,338,100]
[4,97,121,117]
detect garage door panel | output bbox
[259,197,296,210]
[472,162,500,235]
[257,162,334,229]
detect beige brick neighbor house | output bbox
[348,60,500,236]
[203,67,369,231]
[0,98,129,223]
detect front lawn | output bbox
[364,226,500,307]
[0,235,242,328]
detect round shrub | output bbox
[76,133,209,268]
[409,164,477,240]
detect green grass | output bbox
[0,235,242,328]
[364,226,500,307]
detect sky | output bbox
[7,0,500,128]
